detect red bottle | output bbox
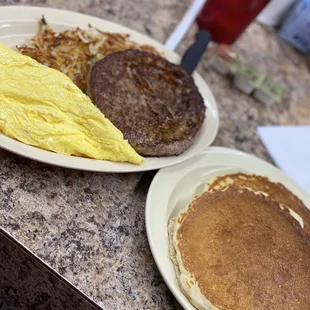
[197,0,270,45]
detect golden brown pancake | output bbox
[207,173,310,235]
[173,186,310,310]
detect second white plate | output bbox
[146,147,310,310]
[0,6,219,173]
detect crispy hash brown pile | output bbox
[17,17,160,93]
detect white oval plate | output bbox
[0,6,219,173]
[146,147,310,310]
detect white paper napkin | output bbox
[257,126,310,192]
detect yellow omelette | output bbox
[0,42,143,165]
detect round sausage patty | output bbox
[89,50,206,156]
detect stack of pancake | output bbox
[169,173,310,310]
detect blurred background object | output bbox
[258,126,310,192]
[196,0,270,45]
[165,0,205,50]
[279,0,310,53]
[256,0,297,27]
[168,0,272,78]
[166,0,271,50]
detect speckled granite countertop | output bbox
[0,0,310,309]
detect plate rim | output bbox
[0,5,219,173]
[145,146,310,310]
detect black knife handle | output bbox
[180,30,211,74]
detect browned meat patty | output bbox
[89,50,206,156]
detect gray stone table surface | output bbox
[1,0,310,309]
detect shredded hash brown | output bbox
[17,16,160,93]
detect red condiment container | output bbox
[197,0,271,45]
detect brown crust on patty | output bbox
[89,50,206,156]
[208,173,310,235]
[176,186,310,310]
